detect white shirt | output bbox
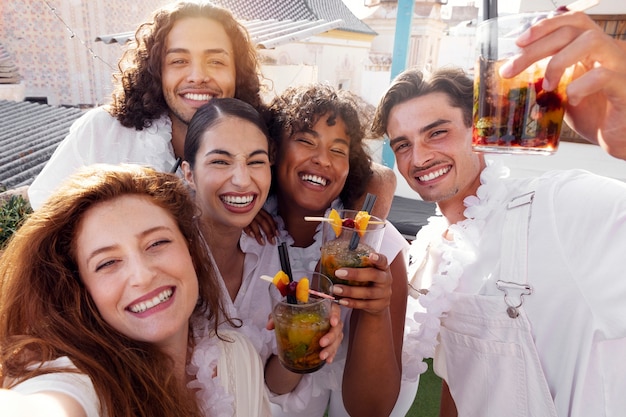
[260,196,416,417]
[28,107,177,209]
[413,161,626,417]
[214,232,283,363]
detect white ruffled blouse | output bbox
[189,325,272,417]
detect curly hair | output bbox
[108,1,263,130]
[267,84,373,208]
[0,164,232,417]
[371,67,474,138]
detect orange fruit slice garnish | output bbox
[296,277,310,303]
[354,211,371,237]
[272,270,290,296]
[329,208,343,237]
[273,270,290,286]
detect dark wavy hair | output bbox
[371,67,474,137]
[184,98,273,168]
[267,84,373,208]
[108,1,263,130]
[0,164,233,417]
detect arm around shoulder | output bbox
[361,162,396,219]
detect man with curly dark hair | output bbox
[30,1,397,220]
[28,1,263,209]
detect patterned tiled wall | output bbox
[0,0,167,107]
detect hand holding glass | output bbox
[472,12,574,155]
[268,272,333,373]
[320,210,385,286]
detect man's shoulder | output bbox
[533,168,623,192]
[71,106,121,129]
[506,169,604,190]
[73,107,171,136]
[509,169,626,212]
[80,105,113,118]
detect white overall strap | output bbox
[495,187,559,416]
[496,190,535,319]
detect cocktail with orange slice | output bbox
[319,209,386,286]
[267,271,333,373]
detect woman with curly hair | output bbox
[250,84,417,417]
[28,1,263,210]
[0,164,270,416]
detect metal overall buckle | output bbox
[496,280,533,319]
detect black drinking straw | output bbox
[170,157,182,174]
[477,4,498,128]
[348,193,377,251]
[278,242,297,304]
[483,0,498,20]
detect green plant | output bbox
[407,358,442,416]
[0,194,33,249]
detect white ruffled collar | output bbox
[187,326,235,417]
[408,160,510,369]
[263,195,343,272]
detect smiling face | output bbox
[386,92,484,217]
[276,113,350,215]
[75,195,198,353]
[161,17,237,127]
[183,116,271,230]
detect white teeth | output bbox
[221,195,254,206]
[301,174,327,186]
[129,288,173,313]
[418,167,451,182]
[184,93,212,101]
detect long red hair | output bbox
[0,164,231,417]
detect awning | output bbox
[95,18,343,49]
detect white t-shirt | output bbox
[28,107,177,209]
